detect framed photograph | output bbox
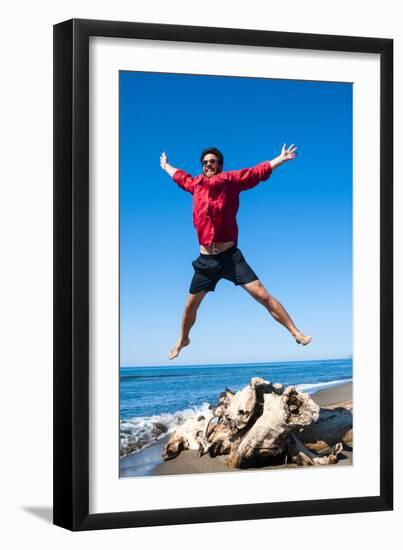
[53,19,393,530]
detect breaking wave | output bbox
[120,402,212,457]
[296,378,352,394]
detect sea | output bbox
[120,358,352,458]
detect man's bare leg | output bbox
[169,291,207,359]
[243,280,312,345]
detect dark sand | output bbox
[311,381,352,408]
[120,381,352,478]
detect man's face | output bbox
[202,154,221,178]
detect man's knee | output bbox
[258,289,273,307]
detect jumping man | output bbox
[160,145,312,359]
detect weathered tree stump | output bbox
[162,378,352,468]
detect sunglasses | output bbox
[202,159,219,166]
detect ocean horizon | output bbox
[120,354,352,368]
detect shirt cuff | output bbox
[260,160,272,179]
[267,160,272,174]
[172,169,185,183]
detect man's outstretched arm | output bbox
[160,151,196,193]
[230,144,298,191]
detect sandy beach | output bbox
[120,381,352,477]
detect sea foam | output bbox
[120,402,212,457]
[296,378,352,394]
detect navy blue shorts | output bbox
[189,246,258,294]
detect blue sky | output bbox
[120,71,352,366]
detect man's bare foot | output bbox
[168,338,190,360]
[295,332,312,346]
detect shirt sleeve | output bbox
[172,169,197,194]
[227,160,272,191]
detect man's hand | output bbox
[160,151,168,170]
[160,151,178,178]
[269,143,298,171]
[280,143,298,162]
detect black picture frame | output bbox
[53,18,393,531]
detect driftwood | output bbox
[226,384,320,468]
[162,378,352,468]
[295,405,353,453]
[288,433,344,466]
[162,414,212,461]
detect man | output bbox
[160,145,312,360]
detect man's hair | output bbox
[200,147,224,168]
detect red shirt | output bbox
[173,161,272,246]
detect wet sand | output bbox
[311,381,352,408]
